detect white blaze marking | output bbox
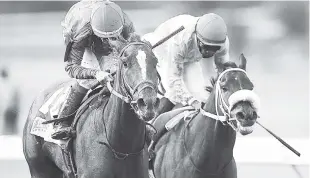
[136,50,147,79]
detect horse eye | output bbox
[109,37,117,41]
[123,61,128,68]
[221,86,228,92]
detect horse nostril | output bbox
[137,98,146,108]
[236,112,245,120]
[252,111,258,120]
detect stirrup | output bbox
[148,140,156,160]
[51,127,76,140]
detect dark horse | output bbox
[150,54,260,178]
[23,35,160,178]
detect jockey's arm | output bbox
[166,43,197,106]
[64,24,99,79]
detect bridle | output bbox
[199,68,253,131]
[106,42,159,107]
[101,41,159,159]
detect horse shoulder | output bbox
[75,93,109,130]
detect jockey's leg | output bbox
[51,81,88,140]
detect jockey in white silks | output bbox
[142,13,230,115]
[51,0,136,140]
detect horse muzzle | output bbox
[228,90,260,135]
[135,87,160,121]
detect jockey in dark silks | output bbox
[51,0,135,140]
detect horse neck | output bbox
[186,89,236,171]
[103,70,145,153]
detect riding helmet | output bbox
[195,13,227,46]
[91,0,124,38]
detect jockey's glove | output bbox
[188,98,201,110]
[95,71,114,84]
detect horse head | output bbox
[212,54,260,135]
[110,34,160,121]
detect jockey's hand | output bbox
[189,99,201,110]
[95,71,114,84]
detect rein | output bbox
[100,42,157,159]
[99,109,146,160]
[181,68,251,173]
[193,68,301,157]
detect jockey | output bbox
[51,0,135,140]
[143,13,230,115]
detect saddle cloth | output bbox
[30,85,71,146]
[148,106,199,175]
[150,106,197,133]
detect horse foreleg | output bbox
[23,137,63,178]
[219,157,237,178]
[27,158,63,178]
[23,116,63,178]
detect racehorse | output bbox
[150,54,260,178]
[23,35,160,178]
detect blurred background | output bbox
[0,1,309,178]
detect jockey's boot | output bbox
[146,124,156,145]
[146,124,157,161]
[51,82,88,140]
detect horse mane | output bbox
[126,33,157,63]
[128,33,153,47]
[127,33,142,42]
[205,61,238,92]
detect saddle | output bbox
[148,106,199,169]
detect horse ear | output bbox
[239,53,247,70]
